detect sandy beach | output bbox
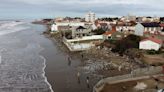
[41,35,101,92]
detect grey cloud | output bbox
[0,0,164,19]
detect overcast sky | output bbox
[0,0,164,19]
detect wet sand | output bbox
[0,21,52,92]
[41,35,100,92]
[0,21,100,92]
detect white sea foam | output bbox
[0,21,28,36]
[37,42,54,92]
[0,21,54,92]
[40,55,54,92]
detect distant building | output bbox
[51,23,71,32]
[54,17,64,22]
[116,21,136,34]
[85,11,96,23]
[72,26,92,38]
[103,26,116,39]
[51,23,58,32]
[97,23,109,31]
[160,23,164,30]
[139,37,162,51]
[141,17,160,22]
[58,26,71,31]
[51,22,85,32]
[55,22,85,27]
[160,17,164,23]
[135,22,161,36]
[104,26,126,40]
[95,20,112,31]
[91,23,97,30]
[121,14,136,22]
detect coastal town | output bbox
[1,0,164,92]
[38,12,164,92]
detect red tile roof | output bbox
[99,23,108,26]
[104,26,116,35]
[141,37,163,44]
[160,23,164,27]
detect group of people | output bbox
[67,55,90,88]
[77,72,90,88]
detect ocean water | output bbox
[0,21,53,92]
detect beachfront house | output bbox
[135,22,161,36]
[139,37,162,51]
[51,23,58,32]
[55,22,85,27]
[72,26,92,38]
[51,21,85,32]
[63,35,104,51]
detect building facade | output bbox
[135,23,161,36]
[55,22,85,27]
[72,26,92,38]
[139,38,162,51]
[51,23,58,32]
[85,12,96,23]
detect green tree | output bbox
[93,28,106,35]
[111,34,141,55]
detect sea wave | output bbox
[0,21,28,36]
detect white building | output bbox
[121,14,136,22]
[51,23,58,32]
[116,25,135,32]
[71,26,92,38]
[141,17,160,22]
[51,22,85,31]
[55,22,85,27]
[139,37,162,51]
[135,23,145,36]
[85,11,96,23]
[135,22,161,36]
[63,35,104,51]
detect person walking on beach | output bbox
[67,56,71,66]
[81,53,84,62]
[86,76,90,88]
[81,54,84,59]
[77,72,80,84]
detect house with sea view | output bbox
[139,37,163,51]
[71,26,92,38]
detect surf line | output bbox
[40,55,54,92]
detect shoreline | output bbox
[40,55,54,92]
[40,22,163,92]
[41,32,102,92]
[41,29,132,92]
[41,23,156,92]
[42,31,132,73]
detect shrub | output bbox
[93,28,106,35]
[111,34,141,55]
[146,49,163,55]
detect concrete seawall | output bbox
[93,66,163,92]
[63,37,94,51]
